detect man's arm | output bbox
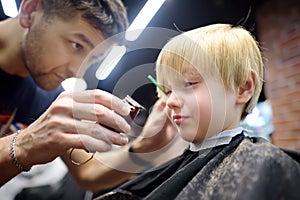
[61,132,186,192]
[61,99,188,192]
[0,89,132,186]
[61,145,138,192]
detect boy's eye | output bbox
[71,42,83,50]
[164,90,172,96]
[184,82,198,87]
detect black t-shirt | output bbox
[0,69,63,133]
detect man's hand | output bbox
[15,89,131,169]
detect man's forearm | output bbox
[60,136,187,192]
[60,145,142,192]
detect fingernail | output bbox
[123,124,131,133]
[121,103,131,115]
[121,135,128,145]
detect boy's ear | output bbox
[236,70,256,104]
[19,0,41,28]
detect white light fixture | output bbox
[96,45,126,80]
[94,0,166,80]
[1,0,18,17]
[125,0,167,41]
[61,77,87,92]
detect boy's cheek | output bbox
[166,108,172,119]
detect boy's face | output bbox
[164,62,239,143]
[22,12,108,90]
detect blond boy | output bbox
[95,24,300,200]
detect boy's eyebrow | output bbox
[147,75,167,95]
[74,33,95,49]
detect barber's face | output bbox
[22,13,107,90]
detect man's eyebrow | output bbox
[74,33,94,49]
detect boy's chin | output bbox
[180,131,204,143]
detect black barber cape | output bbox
[94,133,300,200]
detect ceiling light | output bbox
[1,0,18,17]
[125,0,167,41]
[96,45,126,80]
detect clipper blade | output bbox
[123,95,145,120]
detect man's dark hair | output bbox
[41,0,128,42]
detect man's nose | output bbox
[66,58,86,78]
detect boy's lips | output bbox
[172,114,187,125]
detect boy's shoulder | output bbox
[215,135,300,171]
[222,135,300,180]
[237,136,300,165]
[197,136,300,199]
[175,135,300,200]
[215,135,300,186]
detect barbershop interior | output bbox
[0,0,299,199]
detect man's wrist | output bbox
[9,130,31,172]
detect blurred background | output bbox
[1,0,299,199]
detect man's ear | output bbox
[19,0,41,28]
[236,70,256,104]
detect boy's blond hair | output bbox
[156,24,264,119]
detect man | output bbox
[0,0,186,195]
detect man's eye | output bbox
[71,42,83,50]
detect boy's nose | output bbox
[166,92,182,109]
